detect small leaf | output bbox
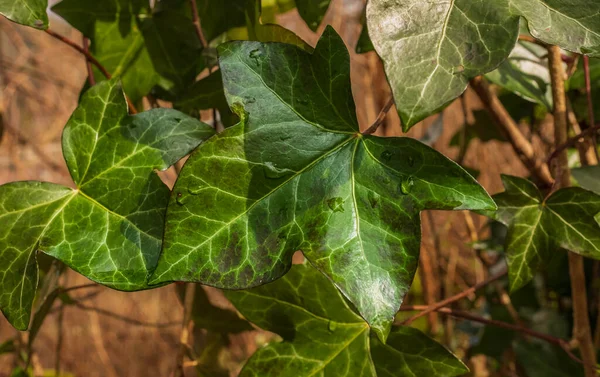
[296,0,332,31]
[0,0,48,29]
[227,263,468,377]
[487,175,600,291]
[366,0,519,129]
[151,27,496,341]
[0,79,214,330]
[572,166,600,194]
[514,340,585,377]
[0,339,15,355]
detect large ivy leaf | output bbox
[0,79,214,330]
[487,175,600,292]
[150,26,496,341]
[572,166,600,194]
[227,263,468,377]
[366,0,600,130]
[0,0,47,29]
[366,0,519,129]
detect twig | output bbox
[518,35,547,47]
[73,302,181,328]
[362,97,395,135]
[188,0,208,48]
[398,305,592,368]
[548,44,598,377]
[44,29,138,114]
[54,304,64,377]
[174,284,197,377]
[583,56,599,160]
[549,123,600,163]
[470,76,554,187]
[82,36,96,86]
[59,283,99,294]
[401,266,507,325]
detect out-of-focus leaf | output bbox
[485,175,600,292]
[151,27,496,341]
[356,19,374,54]
[174,71,236,127]
[514,340,584,377]
[0,339,15,355]
[419,112,444,147]
[486,41,552,110]
[0,0,48,29]
[296,0,331,31]
[227,263,468,377]
[0,80,214,330]
[572,166,600,194]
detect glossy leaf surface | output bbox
[0,80,214,330]
[0,0,47,28]
[488,175,600,291]
[227,263,468,377]
[151,27,496,341]
[366,0,600,129]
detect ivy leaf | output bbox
[366,0,600,130]
[485,40,552,110]
[227,263,468,377]
[150,26,496,341]
[366,0,519,129]
[296,0,331,31]
[572,166,600,194]
[0,0,48,29]
[487,175,600,292]
[0,79,214,330]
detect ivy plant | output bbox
[1,0,600,375]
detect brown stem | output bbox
[82,36,96,86]
[583,56,600,161]
[44,29,138,114]
[470,76,554,186]
[518,34,547,47]
[401,266,507,325]
[398,305,591,368]
[362,97,395,135]
[548,44,598,377]
[174,284,196,377]
[188,0,208,48]
[549,123,600,163]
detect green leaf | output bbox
[0,339,15,355]
[0,79,214,330]
[52,0,160,103]
[0,0,48,29]
[296,0,331,31]
[514,340,584,377]
[227,263,468,377]
[151,26,496,341]
[485,40,552,110]
[487,175,600,292]
[366,0,519,129]
[356,19,374,54]
[572,166,600,194]
[366,0,600,130]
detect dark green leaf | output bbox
[151,27,496,341]
[487,175,600,291]
[514,340,584,377]
[366,0,600,129]
[572,166,600,194]
[296,0,331,31]
[0,339,15,355]
[177,285,252,334]
[356,19,374,54]
[227,263,467,377]
[0,79,214,330]
[0,0,48,29]
[174,71,236,127]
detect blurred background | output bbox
[0,0,580,376]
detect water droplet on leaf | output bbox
[380,150,393,161]
[400,176,414,195]
[327,197,345,213]
[188,185,203,195]
[249,49,263,64]
[452,65,465,74]
[175,192,185,205]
